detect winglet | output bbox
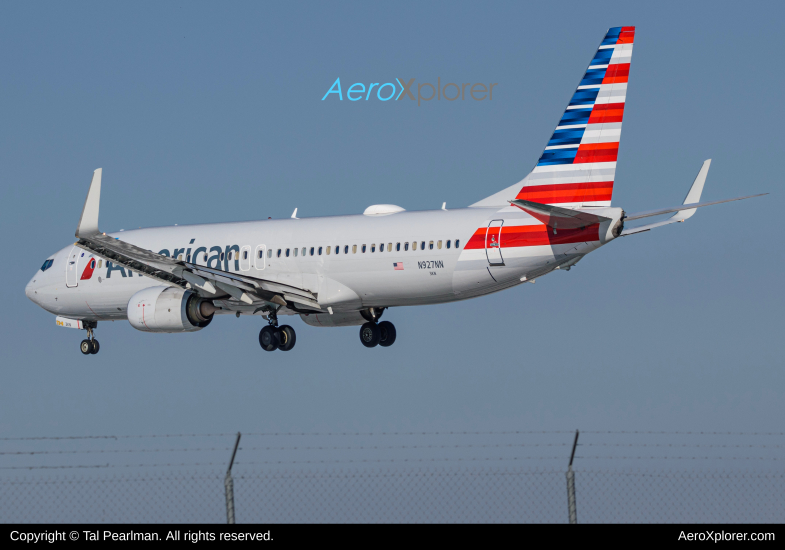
[672,159,711,222]
[76,168,102,238]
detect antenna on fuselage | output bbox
[291,208,299,219]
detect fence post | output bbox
[566,429,579,524]
[225,432,241,524]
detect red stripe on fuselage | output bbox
[464,224,600,250]
[515,181,614,204]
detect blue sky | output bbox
[1,1,783,472]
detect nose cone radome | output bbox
[25,275,42,306]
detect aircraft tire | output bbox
[90,340,100,354]
[80,339,93,355]
[378,321,396,347]
[279,325,296,351]
[359,322,381,348]
[259,326,280,352]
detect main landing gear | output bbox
[80,323,100,355]
[359,320,396,348]
[258,308,296,352]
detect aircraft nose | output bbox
[25,275,41,305]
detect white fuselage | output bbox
[25,205,618,323]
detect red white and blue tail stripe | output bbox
[517,26,634,207]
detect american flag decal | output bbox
[393,262,404,270]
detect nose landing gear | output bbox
[80,323,100,355]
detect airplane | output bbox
[25,26,764,355]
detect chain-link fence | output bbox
[1,468,783,523]
[2,430,782,523]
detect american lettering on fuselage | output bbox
[25,26,765,355]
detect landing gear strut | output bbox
[258,307,296,352]
[80,323,100,355]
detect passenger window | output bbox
[371,244,375,253]
[294,248,298,257]
[318,247,322,255]
[302,247,306,256]
[388,243,393,252]
[345,245,349,254]
[404,242,409,251]
[310,247,315,256]
[429,241,434,250]
[327,246,331,255]
[437,240,442,249]
[421,241,425,250]
[455,239,461,248]
[352,245,357,254]
[277,249,281,257]
[379,243,383,253]
[447,240,451,249]
[362,245,366,253]
[286,249,290,257]
[220,253,224,261]
[412,242,417,251]
[98,260,103,268]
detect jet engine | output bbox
[128,286,216,333]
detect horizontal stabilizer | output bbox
[623,194,766,222]
[509,199,611,229]
[621,159,767,236]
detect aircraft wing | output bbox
[73,169,321,311]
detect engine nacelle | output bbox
[128,286,215,333]
[299,311,368,327]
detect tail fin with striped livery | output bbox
[473,26,634,208]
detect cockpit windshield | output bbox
[40,259,54,272]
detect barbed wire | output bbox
[2,430,783,442]
[0,447,234,456]
[0,442,574,456]
[0,457,576,470]
[581,431,785,436]
[6,441,784,456]
[0,430,578,441]
[582,442,783,449]
[575,456,781,461]
[0,462,227,470]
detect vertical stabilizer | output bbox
[473,27,635,208]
